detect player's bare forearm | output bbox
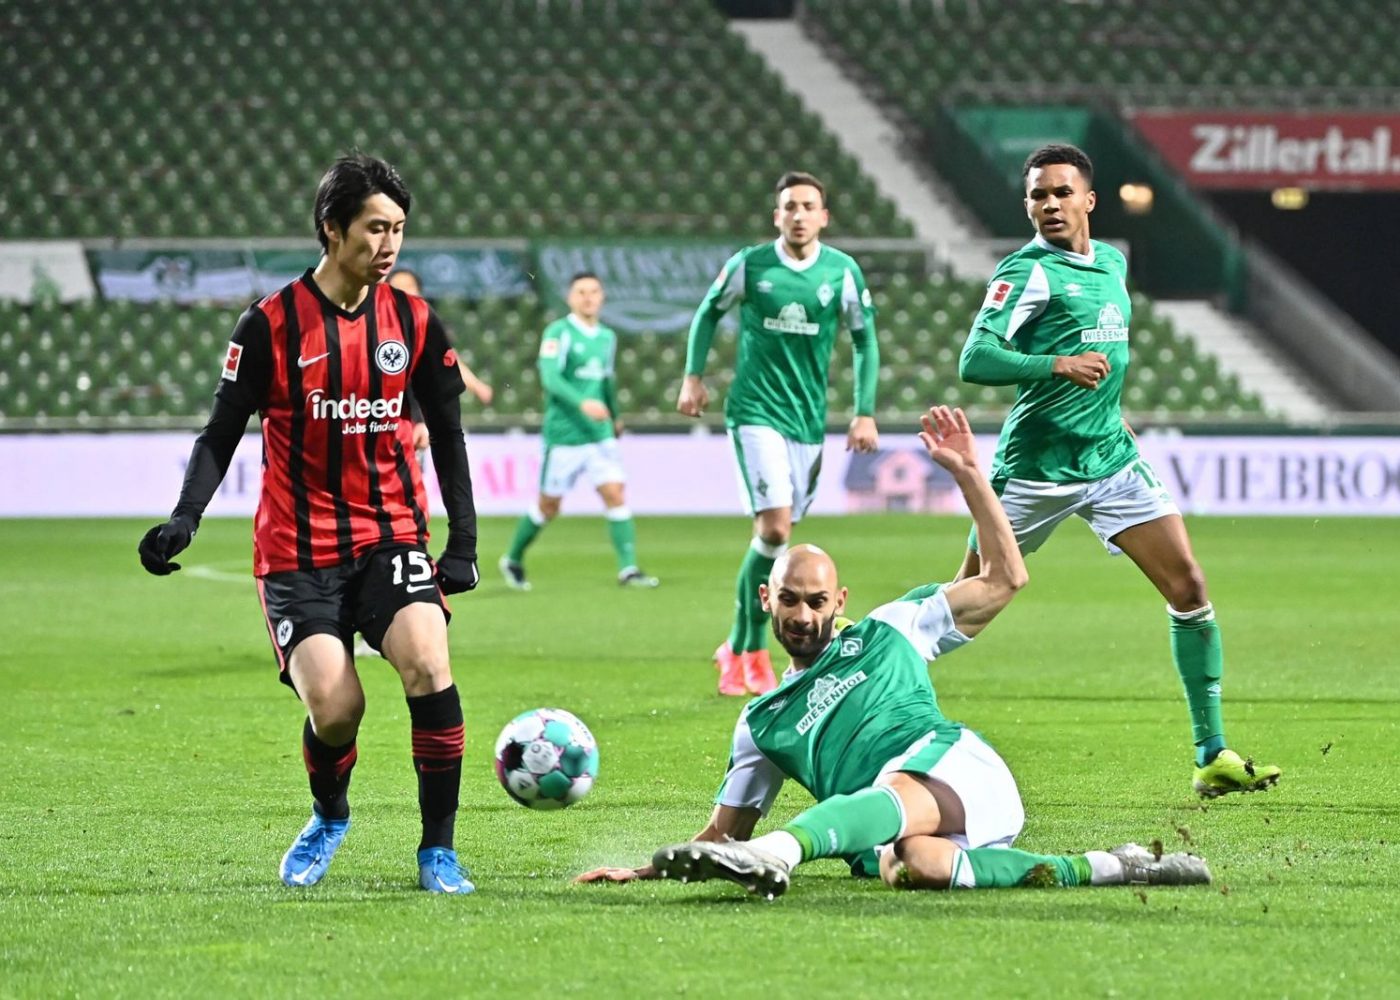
[919,406,1025,634]
[948,466,1027,633]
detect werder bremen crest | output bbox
[1081,302,1128,343]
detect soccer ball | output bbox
[493,708,599,810]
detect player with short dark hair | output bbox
[139,153,480,894]
[500,271,659,591]
[679,171,880,696]
[957,142,1280,797]
[577,407,1211,898]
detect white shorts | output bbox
[976,458,1180,557]
[729,425,823,521]
[878,728,1025,851]
[540,439,625,497]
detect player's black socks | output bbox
[407,684,464,851]
[302,718,356,821]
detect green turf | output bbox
[1,515,1395,998]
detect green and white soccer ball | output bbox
[493,708,599,810]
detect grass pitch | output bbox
[0,514,1395,998]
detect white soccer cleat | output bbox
[652,839,791,901]
[1110,842,1212,886]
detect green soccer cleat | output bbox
[1192,749,1281,798]
[652,840,790,901]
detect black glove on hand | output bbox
[138,515,197,575]
[435,551,480,595]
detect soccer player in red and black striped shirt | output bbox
[139,154,479,894]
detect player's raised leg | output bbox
[380,601,474,894]
[281,635,364,887]
[1112,514,1281,797]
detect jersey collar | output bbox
[1032,234,1095,265]
[302,268,378,320]
[774,238,823,273]
[566,313,601,337]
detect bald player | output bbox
[576,406,1211,898]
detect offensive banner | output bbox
[1130,111,1400,190]
[4,432,1400,518]
[533,240,739,334]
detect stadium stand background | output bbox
[2,0,1275,430]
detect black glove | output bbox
[138,515,197,575]
[434,551,480,595]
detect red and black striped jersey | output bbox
[216,270,466,575]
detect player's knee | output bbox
[537,497,562,520]
[1167,564,1209,611]
[305,689,365,744]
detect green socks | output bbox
[782,785,904,861]
[1168,603,1227,766]
[727,537,784,653]
[951,848,1093,888]
[605,506,638,573]
[506,504,547,564]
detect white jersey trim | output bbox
[1002,260,1051,342]
[840,267,865,330]
[715,256,747,311]
[866,589,972,661]
[715,706,785,816]
[774,238,822,273]
[1033,233,1095,265]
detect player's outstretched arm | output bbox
[920,406,1028,637]
[140,311,268,575]
[574,805,761,884]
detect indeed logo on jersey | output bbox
[307,389,404,434]
[763,302,820,336]
[795,670,868,735]
[1081,302,1129,343]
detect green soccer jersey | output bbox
[686,240,880,445]
[538,315,617,446]
[714,584,970,812]
[964,236,1138,484]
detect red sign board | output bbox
[1130,112,1400,190]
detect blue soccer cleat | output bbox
[279,812,351,887]
[418,847,476,894]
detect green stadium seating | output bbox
[4,0,909,240]
[805,0,1400,113]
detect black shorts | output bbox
[256,543,450,686]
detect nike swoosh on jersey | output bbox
[297,352,331,368]
[406,583,437,593]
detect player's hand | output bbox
[411,421,430,451]
[1053,351,1111,389]
[460,364,494,405]
[138,515,197,575]
[574,865,654,884]
[847,415,879,453]
[919,406,979,475]
[676,375,708,417]
[434,552,480,594]
[613,419,625,437]
[580,399,611,421]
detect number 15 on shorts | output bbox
[392,551,437,593]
